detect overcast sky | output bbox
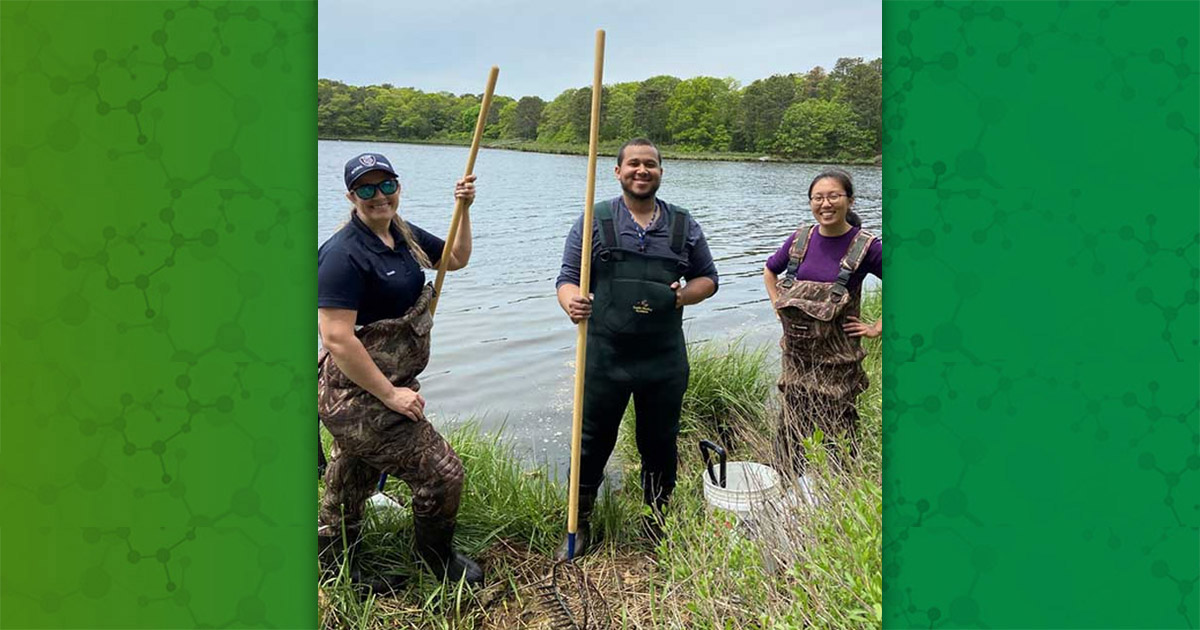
[318,0,881,99]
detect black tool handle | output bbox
[698,440,727,488]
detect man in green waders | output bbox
[554,138,719,559]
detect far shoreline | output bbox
[318,136,882,168]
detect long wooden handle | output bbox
[567,29,605,559]
[430,65,500,317]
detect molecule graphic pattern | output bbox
[0,2,315,628]
[883,2,1197,628]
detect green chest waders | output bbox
[772,225,877,474]
[574,200,692,535]
[586,200,691,379]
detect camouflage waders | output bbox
[773,225,877,475]
[318,284,479,585]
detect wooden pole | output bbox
[567,29,605,561]
[376,67,497,496]
[429,65,500,316]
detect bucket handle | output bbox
[698,440,727,489]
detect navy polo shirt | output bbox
[317,212,444,326]
[555,197,720,290]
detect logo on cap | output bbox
[359,155,377,167]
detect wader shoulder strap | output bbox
[666,203,690,256]
[835,229,878,287]
[785,225,817,280]
[594,199,617,249]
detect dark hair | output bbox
[617,138,661,165]
[808,168,854,198]
[808,168,861,227]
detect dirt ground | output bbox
[321,538,663,630]
[468,539,659,630]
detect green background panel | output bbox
[0,2,315,628]
[883,2,1198,629]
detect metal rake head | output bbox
[535,560,609,630]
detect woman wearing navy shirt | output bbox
[763,169,882,477]
[317,152,482,590]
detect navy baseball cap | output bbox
[343,152,399,189]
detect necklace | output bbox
[631,204,658,230]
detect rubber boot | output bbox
[318,527,406,596]
[554,488,598,561]
[413,516,483,584]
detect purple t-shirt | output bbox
[765,226,882,294]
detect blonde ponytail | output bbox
[391,214,433,269]
[344,209,434,269]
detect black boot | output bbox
[554,489,598,561]
[413,516,483,584]
[318,527,406,596]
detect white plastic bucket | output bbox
[699,440,782,518]
[702,461,783,518]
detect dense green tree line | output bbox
[318,57,880,161]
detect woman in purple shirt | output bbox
[762,169,882,477]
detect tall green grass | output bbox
[319,290,882,628]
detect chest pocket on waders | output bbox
[774,226,876,349]
[589,200,690,337]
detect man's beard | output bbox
[620,179,660,200]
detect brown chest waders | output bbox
[773,225,877,476]
[317,284,480,587]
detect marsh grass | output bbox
[319,290,882,628]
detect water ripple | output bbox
[319,141,882,463]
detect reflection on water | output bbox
[319,140,882,465]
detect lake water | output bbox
[318,140,881,465]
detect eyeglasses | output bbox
[810,193,847,204]
[352,179,399,200]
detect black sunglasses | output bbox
[352,179,399,200]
